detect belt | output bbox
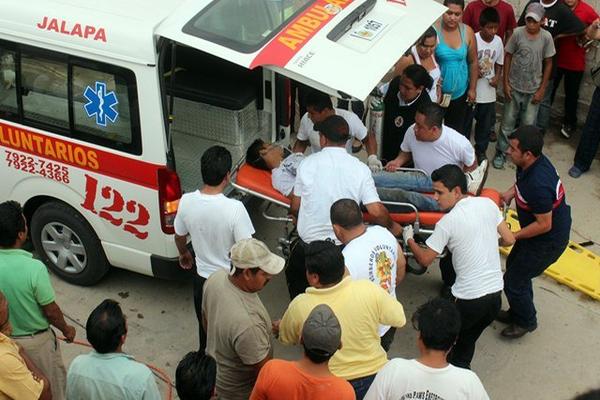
[12,328,49,338]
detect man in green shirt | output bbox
[0,200,76,400]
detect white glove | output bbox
[367,154,383,172]
[402,224,414,244]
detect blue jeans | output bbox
[348,374,376,400]
[464,102,495,155]
[373,171,438,211]
[372,171,432,192]
[535,79,554,132]
[504,238,568,329]
[497,90,539,154]
[376,188,439,211]
[573,87,600,172]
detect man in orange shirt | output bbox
[250,304,355,400]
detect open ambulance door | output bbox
[155,0,446,101]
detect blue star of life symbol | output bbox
[83,81,119,127]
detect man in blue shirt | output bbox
[497,126,571,339]
[66,299,161,399]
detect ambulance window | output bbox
[72,66,134,146]
[21,54,69,129]
[0,49,17,117]
[183,0,313,53]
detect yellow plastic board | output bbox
[500,210,600,301]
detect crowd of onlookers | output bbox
[3,0,600,400]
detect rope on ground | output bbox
[58,336,173,400]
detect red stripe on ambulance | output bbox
[0,122,160,189]
[249,0,354,69]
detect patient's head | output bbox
[246,139,284,171]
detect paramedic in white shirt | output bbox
[364,298,490,400]
[285,115,402,299]
[374,102,489,210]
[292,90,383,171]
[404,164,515,369]
[173,146,255,351]
[331,198,406,351]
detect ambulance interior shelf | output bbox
[163,45,262,111]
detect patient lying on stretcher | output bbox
[245,139,488,211]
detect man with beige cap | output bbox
[202,238,284,400]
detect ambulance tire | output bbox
[31,201,110,286]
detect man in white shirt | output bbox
[404,164,515,369]
[174,146,255,351]
[286,115,402,299]
[364,298,490,400]
[293,90,383,171]
[375,102,489,210]
[331,198,406,351]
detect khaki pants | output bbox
[13,329,66,400]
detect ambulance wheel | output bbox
[31,201,109,286]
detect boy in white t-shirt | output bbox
[403,164,515,369]
[464,7,505,163]
[364,298,490,400]
[174,146,255,352]
[330,199,406,351]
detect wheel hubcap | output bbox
[40,223,87,274]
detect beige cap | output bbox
[230,238,285,275]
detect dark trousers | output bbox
[193,274,207,352]
[444,93,469,135]
[440,252,456,288]
[464,102,495,155]
[337,98,366,120]
[285,238,310,300]
[380,327,397,352]
[448,291,501,370]
[504,239,569,329]
[551,68,584,128]
[535,78,555,132]
[348,374,376,400]
[573,87,600,172]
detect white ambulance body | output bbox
[0,0,445,285]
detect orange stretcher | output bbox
[231,162,502,228]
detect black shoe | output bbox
[501,323,537,339]
[495,310,513,324]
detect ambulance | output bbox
[0,0,445,285]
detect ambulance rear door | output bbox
[155,0,446,101]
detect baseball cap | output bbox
[230,238,284,275]
[313,115,350,143]
[525,3,545,22]
[302,304,341,357]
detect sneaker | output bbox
[492,152,505,169]
[560,124,574,139]
[466,160,489,196]
[568,165,584,178]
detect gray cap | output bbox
[525,2,545,22]
[302,304,341,356]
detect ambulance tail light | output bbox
[157,168,182,234]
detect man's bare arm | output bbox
[41,302,75,342]
[292,140,309,154]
